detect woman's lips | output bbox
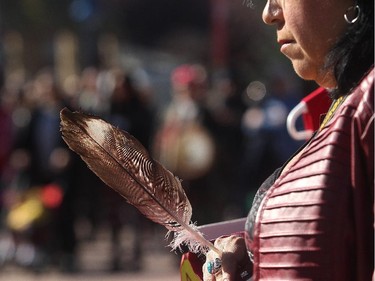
[278,39,294,53]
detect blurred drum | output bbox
[156,122,215,181]
[176,123,215,180]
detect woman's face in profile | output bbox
[262,0,352,88]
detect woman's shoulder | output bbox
[341,67,374,159]
[348,67,374,106]
[344,67,374,123]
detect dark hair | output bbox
[327,0,374,99]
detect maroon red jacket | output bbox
[251,68,374,280]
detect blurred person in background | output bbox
[237,78,301,215]
[0,96,13,181]
[0,67,76,271]
[203,0,374,280]
[76,67,109,116]
[238,80,288,215]
[67,66,109,247]
[108,67,154,150]
[152,64,219,224]
[205,72,247,220]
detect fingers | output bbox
[202,257,218,281]
[202,264,216,281]
[202,235,249,281]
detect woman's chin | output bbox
[292,62,336,88]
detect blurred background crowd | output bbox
[0,0,317,276]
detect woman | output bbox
[203,0,374,280]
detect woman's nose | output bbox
[262,0,283,26]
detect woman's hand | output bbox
[202,235,252,281]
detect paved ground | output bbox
[0,271,180,281]
[0,224,182,281]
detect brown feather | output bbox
[60,108,191,231]
[60,108,219,254]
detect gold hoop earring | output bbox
[344,5,361,24]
